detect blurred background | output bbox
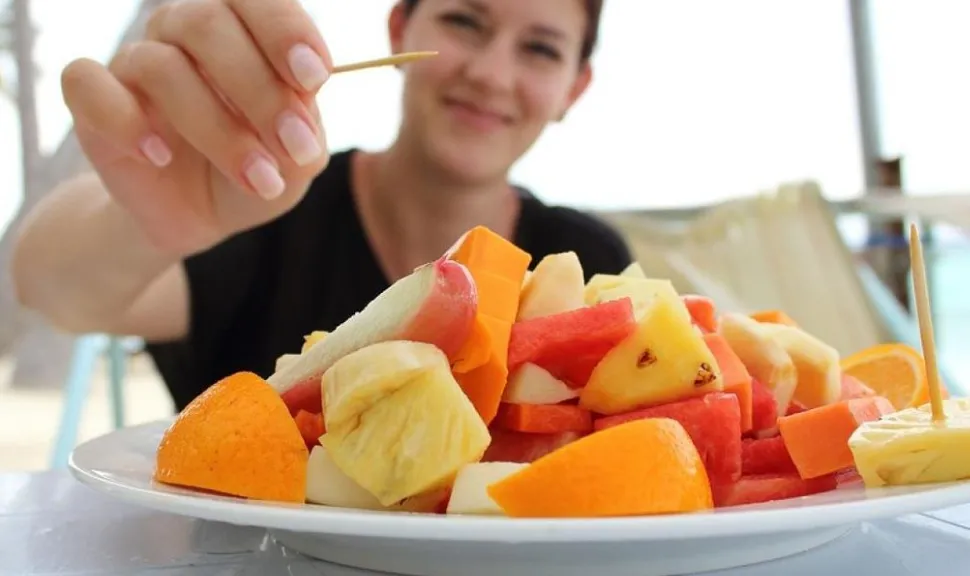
[0,0,968,471]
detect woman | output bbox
[12,0,632,410]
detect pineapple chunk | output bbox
[579,293,723,415]
[586,277,691,323]
[321,341,491,506]
[302,330,330,353]
[849,398,970,488]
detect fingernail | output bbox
[139,135,172,168]
[244,155,285,200]
[277,112,322,166]
[288,44,329,91]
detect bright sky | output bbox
[2,0,969,235]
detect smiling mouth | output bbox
[444,98,512,127]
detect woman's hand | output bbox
[61,0,333,257]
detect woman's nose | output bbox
[462,39,516,93]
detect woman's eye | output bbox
[440,12,482,31]
[525,42,562,61]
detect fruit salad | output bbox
[152,225,964,518]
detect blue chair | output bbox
[50,334,134,468]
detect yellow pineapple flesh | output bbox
[579,293,723,415]
[321,341,491,506]
[849,398,970,488]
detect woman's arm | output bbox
[11,171,190,340]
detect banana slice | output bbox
[849,398,970,488]
[718,313,797,412]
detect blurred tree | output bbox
[0,0,169,389]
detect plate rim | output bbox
[69,419,970,543]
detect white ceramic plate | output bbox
[70,420,970,576]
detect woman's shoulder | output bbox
[515,190,634,279]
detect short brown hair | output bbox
[400,0,603,62]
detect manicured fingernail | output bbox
[139,135,172,168]
[288,44,329,91]
[277,112,322,166]
[244,155,285,200]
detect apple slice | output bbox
[306,445,449,512]
[502,363,579,405]
[620,262,646,278]
[275,353,300,373]
[718,313,797,414]
[306,445,385,509]
[516,252,585,320]
[268,259,478,409]
[760,323,841,408]
[446,462,527,515]
[302,331,329,353]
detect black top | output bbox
[146,149,633,411]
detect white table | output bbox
[3,470,970,575]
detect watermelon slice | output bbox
[741,436,797,475]
[293,409,325,450]
[280,377,324,416]
[840,374,876,400]
[751,378,778,432]
[482,429,584,463]
[507,298,637,387]
[594,392,742,484]
[712,473,837,508]
[785,401,809,416]
[683,295,717,333]
[835,467,864,487]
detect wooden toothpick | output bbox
[332,51,438,74]
[909,222,946,422]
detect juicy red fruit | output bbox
[482,429,585,463]
[712,473,837,508]
[741,436,797,475]
[682,295,717,333]
[750,378,778,432]
[280,377,324,417]
[507,298,637,388]
[595,392,743,484]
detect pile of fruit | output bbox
[153,226,961,519]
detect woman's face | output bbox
[390,0,592,184]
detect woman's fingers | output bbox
[147,0,325,169]
[61,57,173,168]
[111,40,286,200]
[226,0,333,93]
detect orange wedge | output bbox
[154,371,309,503]
[840,343,945,410]
[487,418,712,517]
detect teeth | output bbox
[717,313,797,412]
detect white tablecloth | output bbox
[3,470,970,575]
